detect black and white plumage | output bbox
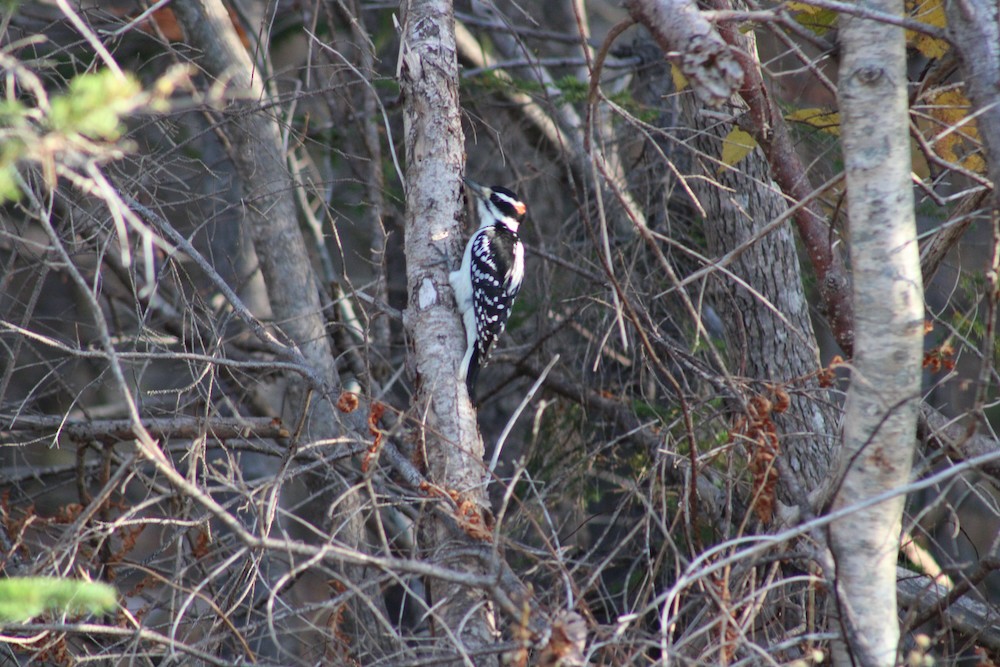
[449,179,526,399]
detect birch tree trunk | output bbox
[399,0,498,661]
[829,1,923,663]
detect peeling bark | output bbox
[399,0,499,660]
[624,0,743,108]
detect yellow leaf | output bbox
[921,88,985,174]
[910,136,931,180]
[720,128,757,170]
[913,31,949,59]
[786,108,840,135]
[906,0,949,58]
[670,63,688,93]
[785,1,819,13]
[907,0,946,28]
[927,89,971,125]
[961,153,986,173]
[786,2,838,35]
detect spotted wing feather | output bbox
[465,225,524,392]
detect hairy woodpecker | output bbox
[449,178,527,399]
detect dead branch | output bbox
[623,0,742,108]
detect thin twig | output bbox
[488,354,559,475]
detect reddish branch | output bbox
[626,0,1000,481]
[710,0,854,355]
[626,0,855,355]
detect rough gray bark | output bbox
[944,0,1000,211]
[829,1,923,664]
[690,134,840,500]
[670,48,838,503]
[171,0,389,659]
[896,566,1000,652]
[399,0,499,661]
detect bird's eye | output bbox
[490,188,526,219]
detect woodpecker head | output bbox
[464,178,527,233]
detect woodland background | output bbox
[1,0,1000,665]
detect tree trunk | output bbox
[675,43,839,505]
[688,128,839,502]
[399,0,499,662]
[171,0,389,659]
[829,0,922,663]
[943,0,1000,211]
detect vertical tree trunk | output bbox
[686,118,839,501]
[171,0,388,660]
[399,0,498,661]
[673,35,839,503]
[943,0,1000,212]
[829,0,922,663]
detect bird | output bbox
[449,178,527,401]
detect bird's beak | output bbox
[462,177,489,200]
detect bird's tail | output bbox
[464,347,481,405]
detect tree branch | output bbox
[170,0,390,658]
[623,0,742,108]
